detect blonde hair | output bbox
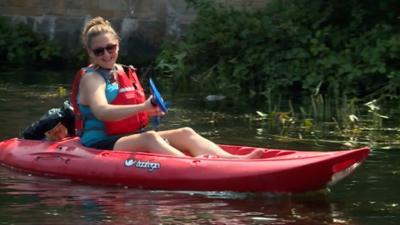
[81,17,120,49]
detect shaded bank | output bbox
[156,0,400,124]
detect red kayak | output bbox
[0,137,369,193]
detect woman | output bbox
[76,16,263,158]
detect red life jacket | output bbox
[71,65,148,136]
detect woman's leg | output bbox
[113,131,186,156]
[157,127,263,159]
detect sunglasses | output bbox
[92,44,118,57]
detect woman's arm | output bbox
[79,72,157,122]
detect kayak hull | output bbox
[0,138,369,193]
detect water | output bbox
[0,69,399,225]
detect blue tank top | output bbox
[78,67,119,147]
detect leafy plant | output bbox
[0,17,61,66]
[156,0,400,121]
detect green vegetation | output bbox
[156,0,400,124]
[0,17,61,66]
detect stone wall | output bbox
[0,0,268,59]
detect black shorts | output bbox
[86,129,147,150]
[88,135,123,150]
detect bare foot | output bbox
[195,150,264,159]
[195,154,220,159]
[241,148,264,159]
[227,149,264,159]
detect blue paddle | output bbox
[149,78,168,126]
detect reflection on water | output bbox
[0,169,355,225]
[0,70,399,224]
[0,69,73,140]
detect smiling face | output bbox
[88,33,119,69]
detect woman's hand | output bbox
[144,95,165,117]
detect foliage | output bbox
[156,0,400,120]
[0,17,61,66]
